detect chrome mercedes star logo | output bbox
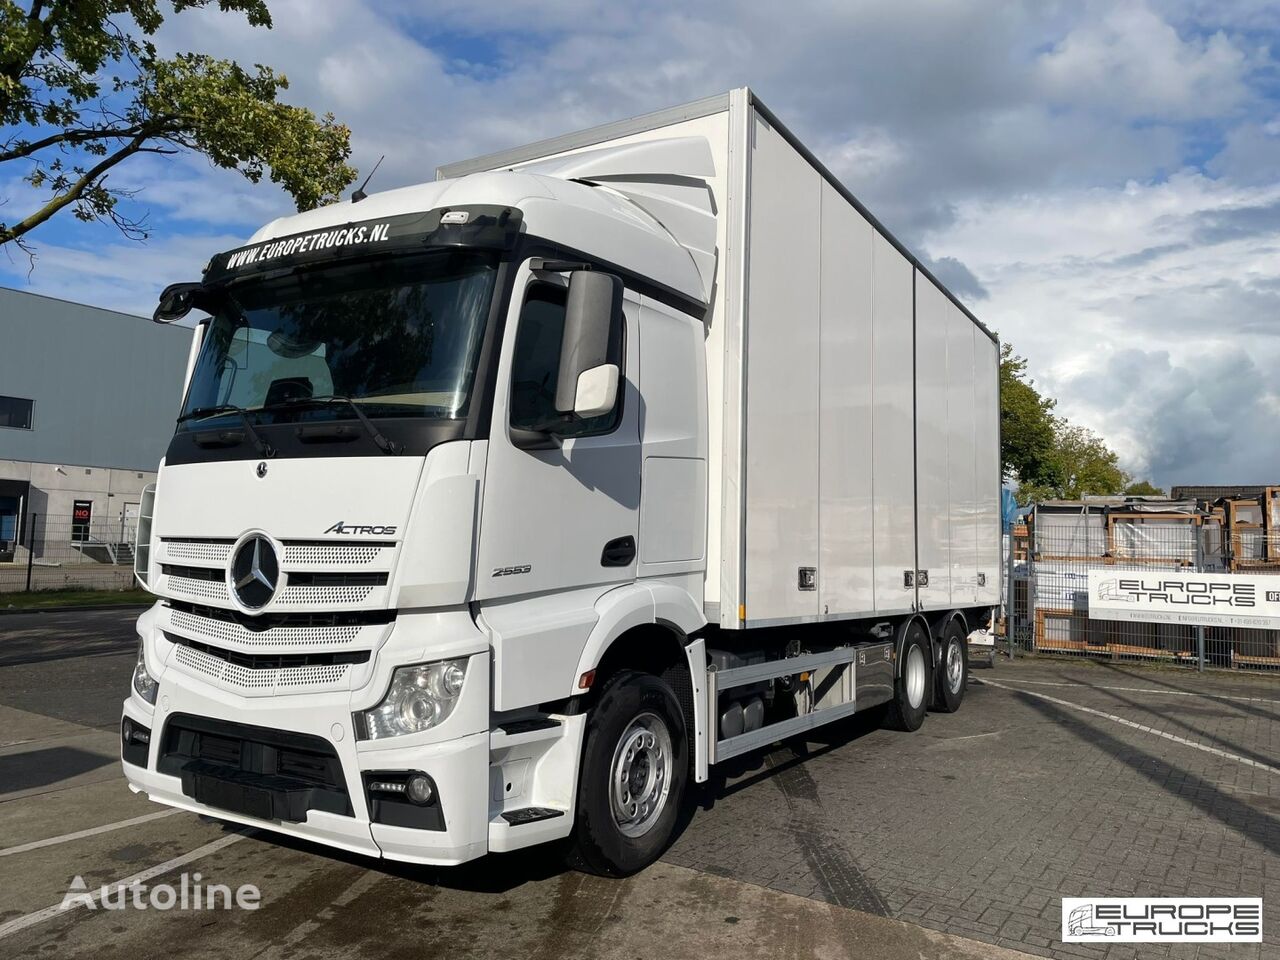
[230,535,279,610]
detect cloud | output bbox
[3,0,1280,487]
[0,227,243,316]
[1036,3,1251,120]
[926,170,1280,484]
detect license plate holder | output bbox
[193,773,275,821]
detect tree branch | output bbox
[0,133,148,244]
[0,124,148,163]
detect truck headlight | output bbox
[357,658,468,740]
[132,641,158,704]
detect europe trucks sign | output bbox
[1087,570,1280,629]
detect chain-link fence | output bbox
[1004,505,1280,673]
[0,513,139,594]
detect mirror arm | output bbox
[529,258,592,273]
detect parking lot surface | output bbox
[2,609,1278,959]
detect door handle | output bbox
[601,536,636,567]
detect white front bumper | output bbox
[121,609,493,866]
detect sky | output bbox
[2,0,1279,489]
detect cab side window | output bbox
[509,282,623,438]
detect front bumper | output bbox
[121,610,492,866]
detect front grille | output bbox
[165,633,370,669]
[158,538,394,612]
[167,634,360,694]
[169,608,363,648]
[162,539,234,564]
[286,572,388,587]
[167,576,229,603]
[277,585,375,606]
[160,714,351,821]
[281,542,392,566]
[166,601,395,630]
[161,563,223,581]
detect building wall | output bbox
[0,286,191,471]
[0,459,155,547]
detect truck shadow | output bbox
[693,708,886,809]
[245,711,891,895]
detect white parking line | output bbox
[0,831,250,942]
[988,677,1280,707]
[0,809,183,859]
[975,677,1280,776]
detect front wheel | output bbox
[568,669,688,876]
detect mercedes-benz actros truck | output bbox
[121,89,1001,876]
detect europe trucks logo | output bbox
[1096,577,1255,609]
[224,222,392,271]
[323,522,397,536]
[1062,898,1261,943]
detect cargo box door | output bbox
[870,234,917,614]
[915,274,952,610]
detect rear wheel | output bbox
[568,669,688,876]
[884,621,930,732]
[933,618,968,713]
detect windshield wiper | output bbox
[177,404,276,458]
[262,395,402,455]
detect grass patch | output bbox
[1,588,153,610]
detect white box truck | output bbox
[122,88,1001,875]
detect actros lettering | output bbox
[324,522,397,536]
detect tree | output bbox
[1124,479,1165,497]
[1043,421,1128,500]
[999,343,1056,487]
[0,0,356,251]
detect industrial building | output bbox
[0,286,189,582]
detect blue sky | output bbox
[3,0,1280,487]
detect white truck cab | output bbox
[121,89,1001,875]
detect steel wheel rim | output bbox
[609,711,673,838]
[946,640,964,694]
[905,644,926,709]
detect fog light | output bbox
[405,774,434,805]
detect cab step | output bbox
[501,806,565,826]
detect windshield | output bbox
[180,249,499,426]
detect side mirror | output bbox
[556,271,622,419]
[153,282,204,324]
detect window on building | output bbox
[0,396,33,430]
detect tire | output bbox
[884,621,930,732]
[933,618,968,713]
[568,669,688,876]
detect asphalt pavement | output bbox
[3,608,1280,959]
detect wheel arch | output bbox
[572,582,706,780]
[572,582,704,689]
[894,613,935,679]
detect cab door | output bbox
[475,260,641,602]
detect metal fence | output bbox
[0,514,139,594]
[1005,513,1280,673]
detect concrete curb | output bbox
[0,602,151,616]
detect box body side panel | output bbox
[741,114,822,623]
